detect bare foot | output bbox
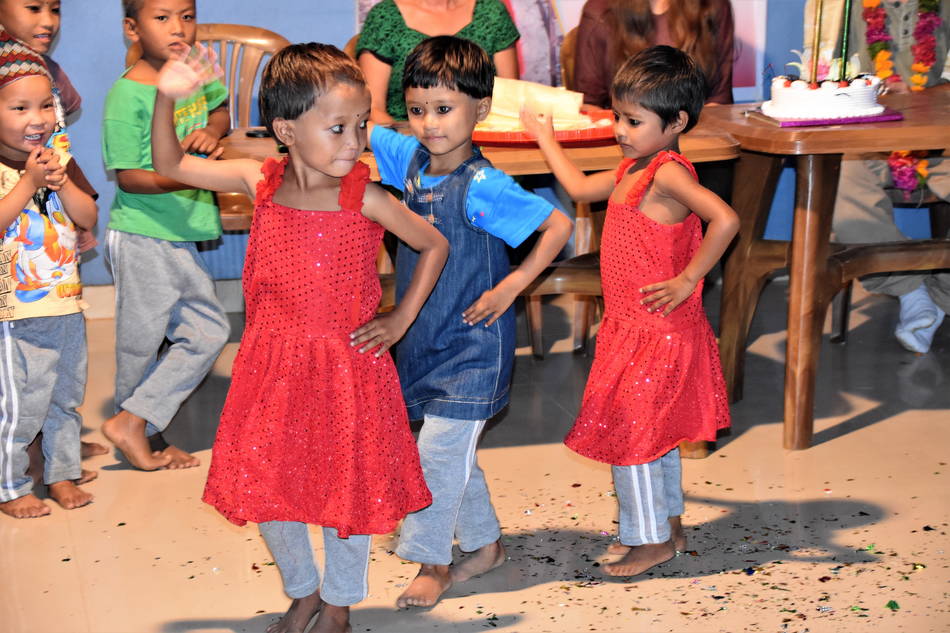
[48,480,93,510]
[607,516,688,555]
[603,540,676,577]
[0,493,51,518]
[267,590,323,633]
[396,564,452,608]
[81,441,108,458]
[152,444,200,469]
[76,469,98,485]
[102,411,171,471]
[451,539,506,583]
[312,604,351,633]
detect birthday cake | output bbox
[761,75,884,120]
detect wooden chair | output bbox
[524,26,602,357]
[831,188,950,343]
[126,24,291,231]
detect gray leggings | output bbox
[396,415,501,565]
[106,229,229,433]
[258,521,372,607]
[613,448,684,546]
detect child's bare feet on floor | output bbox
[312,604,351,633]
[607,516,687,555]
[81,441,108,458]
[102,411,171,470]
[603,540,676,577]
[0,493,51,518]
[77,469,98,485]
[152,444,200,469]
[48,480,93,509]
[267,590,323,633]
[451,539,506,583]
[396,564,452,608]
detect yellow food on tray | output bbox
[476,78,609,132]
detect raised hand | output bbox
[519,105,556,143]
[156,43,222,101]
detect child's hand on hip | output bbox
[463,285,518,326]
[157,43,222,100]
[350,312,410,357]
[640,274,696,316]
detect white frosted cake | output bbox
[761,76,884,120]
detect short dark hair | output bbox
[610,45,706,133]
[259,42,365,135]
[402,35,493,100]
[122,0,146,18]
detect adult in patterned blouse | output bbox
[358,0,520,123]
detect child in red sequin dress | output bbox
[150,44,447,633]
[522,45,738,578]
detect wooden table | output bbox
[219,123,738,176]
[703,89,950,450]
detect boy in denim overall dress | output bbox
[368,36,572,608]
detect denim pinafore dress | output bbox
[395,146,515,421]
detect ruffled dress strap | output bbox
[626,150,698,207]
[615,157,635,184]
[339,161,371,212]
[256,156,287,205]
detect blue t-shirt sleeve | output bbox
[369,125,420,191]
[467,167,556,248]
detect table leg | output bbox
[784,154,842,450]
[718,151,786,401]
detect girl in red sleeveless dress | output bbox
[523,45,738,578]
[150,44,448,633]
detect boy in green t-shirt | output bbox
[100,0,230,471]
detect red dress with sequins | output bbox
[203,158,431,537]
[564,151,730,466]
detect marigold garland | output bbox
[863,0,942,197]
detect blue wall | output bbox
[56,1,358,285]
[66,0,917,285]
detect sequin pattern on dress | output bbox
[564,151,730,466]
[203,158,431,536]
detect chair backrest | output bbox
[344,33,360,60]
[125,23,291,128]
[560,26,578,90]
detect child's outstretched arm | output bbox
[639,163,739,316]
[520,108,614,203]
[463,207,573,327]
[350,184,449,356]
[150,45,260,197]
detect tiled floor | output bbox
[2,280,948,633]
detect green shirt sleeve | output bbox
[357,0,399,63]
[473,0,520,54]
[101,79,152,171]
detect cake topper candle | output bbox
[811,0,824,82]
[839,0,852,81]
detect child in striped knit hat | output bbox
[0,27,99,518]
